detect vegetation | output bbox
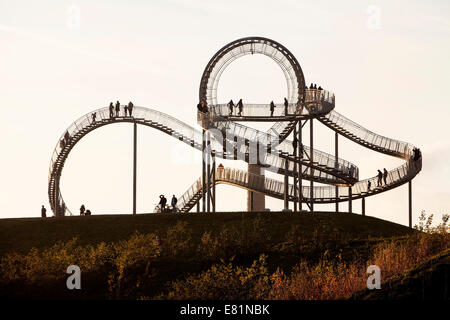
[0,211,447,299]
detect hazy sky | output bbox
[0,0,449,226]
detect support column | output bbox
[293,124,298,212]
[310,119,314,212]
[207,132,211,213]
[298,121,302,211]
[133,123,137,215]
[284,153,289,210]
[202,130,206,212]
[212,151,216,213]
[362,197,365,216]
[335,132,339,213]
[408,180,412,227]
[348,186,352,213]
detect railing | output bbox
[322,110,414,159]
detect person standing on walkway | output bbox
[115,101,120,117]
[171,195,178,212]
[80,204,86,216]
[383,168,388,185]
[237,99,243,116]
[367,180,371,191]
[228,99,235,116]
[270,101,275,117]
[284,97,289,116]
[109,102,114,118]
[377,170,383,187]
[41,205,47,218]
[91,112,97,123]
[128,101,134,117]
[124,104,128,117]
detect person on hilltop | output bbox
[109,102,114,118]
[128,101,134,117]
[159,195,167,212]
[171,195,178,212]
[80,204,86,216]
[41,205,47,218]
[270,101,275,117]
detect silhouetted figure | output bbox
[80,204,85,216]
[299,143,304,158]
[309,83,314,89]
[367,180,371,191]
[159,195,167,212]
[292,136,298,151]
[314,84,317,89]
[318,86,323,90]
[270,101,275,117]
[412,147,421,161]
[109,102,114,118]
[237,99,243,116]
[115,101,120,117]
[85,209,91,216]
[92,112,97,123]
[128,101,134,116]
[377,170,383,187]
[227,99,234,116]
[124,105,128,117]
[284,98,289,115]
[171,195,178,212]
[41,205,46,218]
[383,168,388,185]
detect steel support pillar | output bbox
[293,124,298,212]
[298,120,302,211]
[133,123,137,215]
[212,151,216,213]
[202,129,206,212]
[408,180,412,227]
[348,186,352,213]
[310,119,314,212]
[335,132,339,214]
[207,132,211,213]
[284,153,289,210]
[362,197,365,216]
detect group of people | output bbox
[412,147,422,162]
[108,101,134,119]
[79,204,92,216]
[227,99,244,116]
[158,194,178,213]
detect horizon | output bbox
[1,0,449,226]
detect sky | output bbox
[0,0,449,227]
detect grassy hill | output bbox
[0,211,423,299]
[0,211,412,257]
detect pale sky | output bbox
[0,0,449,226]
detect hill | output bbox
[0,211,413,257]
